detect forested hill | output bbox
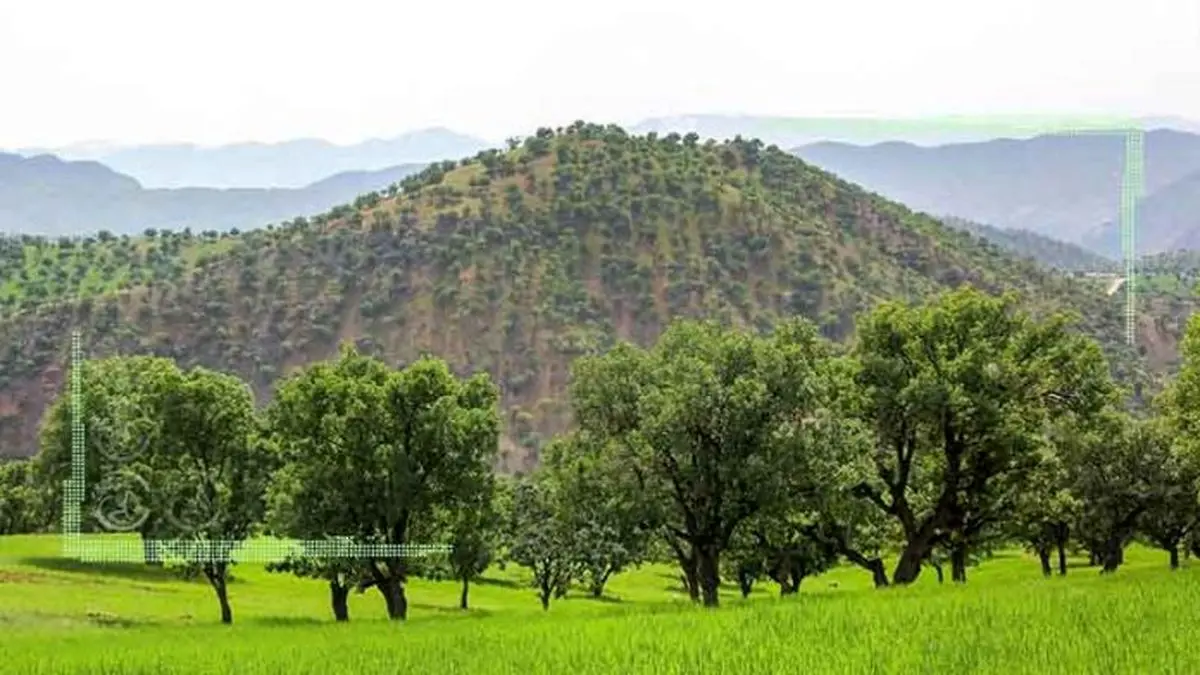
[0,123,1152,467]
[940,216,1119,273]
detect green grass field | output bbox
[1,534,1197,674]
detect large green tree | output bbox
[435,472,503,611]
[1153,315,1200,568]
[1137,448,1200,570]
[1064,412,1163,573]
[261,347,391,622]
[505,472,580,610]
[151,366,273,625]
[0,459,47,535]
[1009,431,1078,577]
[722,506,839,598]
[848,287,1115,585]
[541,432,651,599]
[1163,314,1200,458]
[36,356,184,563]
[265,345,500,621]
[570,318,850,607]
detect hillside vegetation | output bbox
[0,123,1152,464]
[940,216,1118,273]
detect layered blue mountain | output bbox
[0,153,425,236]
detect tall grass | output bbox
[1,534,1195,674]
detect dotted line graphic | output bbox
[63,329,450,563]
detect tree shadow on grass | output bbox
[576,593,624,604]
[473,575,523,590]
[409,602,489,615]
[0,610,160,631]
[20,556,190,584]
[20,556,254,586]
[83,610,142,628]
[659,577,739,597]
[251,606,498,626]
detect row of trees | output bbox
[5,286,1200,624]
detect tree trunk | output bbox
[826,531,889,588]
[950,544,968,583]
[932,561,944,584]
[460,576,471,609]
[1037,547,1052,577]
[865,558,889,588]
[892,537,931,585]
[589,568,611,598]
[376,576,408,620]
[737,571,754,598]
[202,563,232,625]
[1088,550,1100,566]
[1169,543,1180,570]
[788,568,804,594]
[771,568,798,596]
[538,580,552,610]
[677,555,700,602]
[1101,538,1123,574]
[695,543,721,608]
[330,580,350,622]
[1052,523,1069,576]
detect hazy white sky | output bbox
[1,0,1197,147]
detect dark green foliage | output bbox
[261,344,501,620]
[505,474,580,610]
[0,458,48,534]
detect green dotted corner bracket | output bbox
[60,330,451,564]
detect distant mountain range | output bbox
[0,153,425,237]
[14,127,491,189]
[790,130,1200,257]
[19,115,1199,190]
[4,116,1200,254]
[1081,168,1200,256]
[631,114,1200,149]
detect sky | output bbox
[1,0,1198,148]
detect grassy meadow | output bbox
[2,534,1198,674]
